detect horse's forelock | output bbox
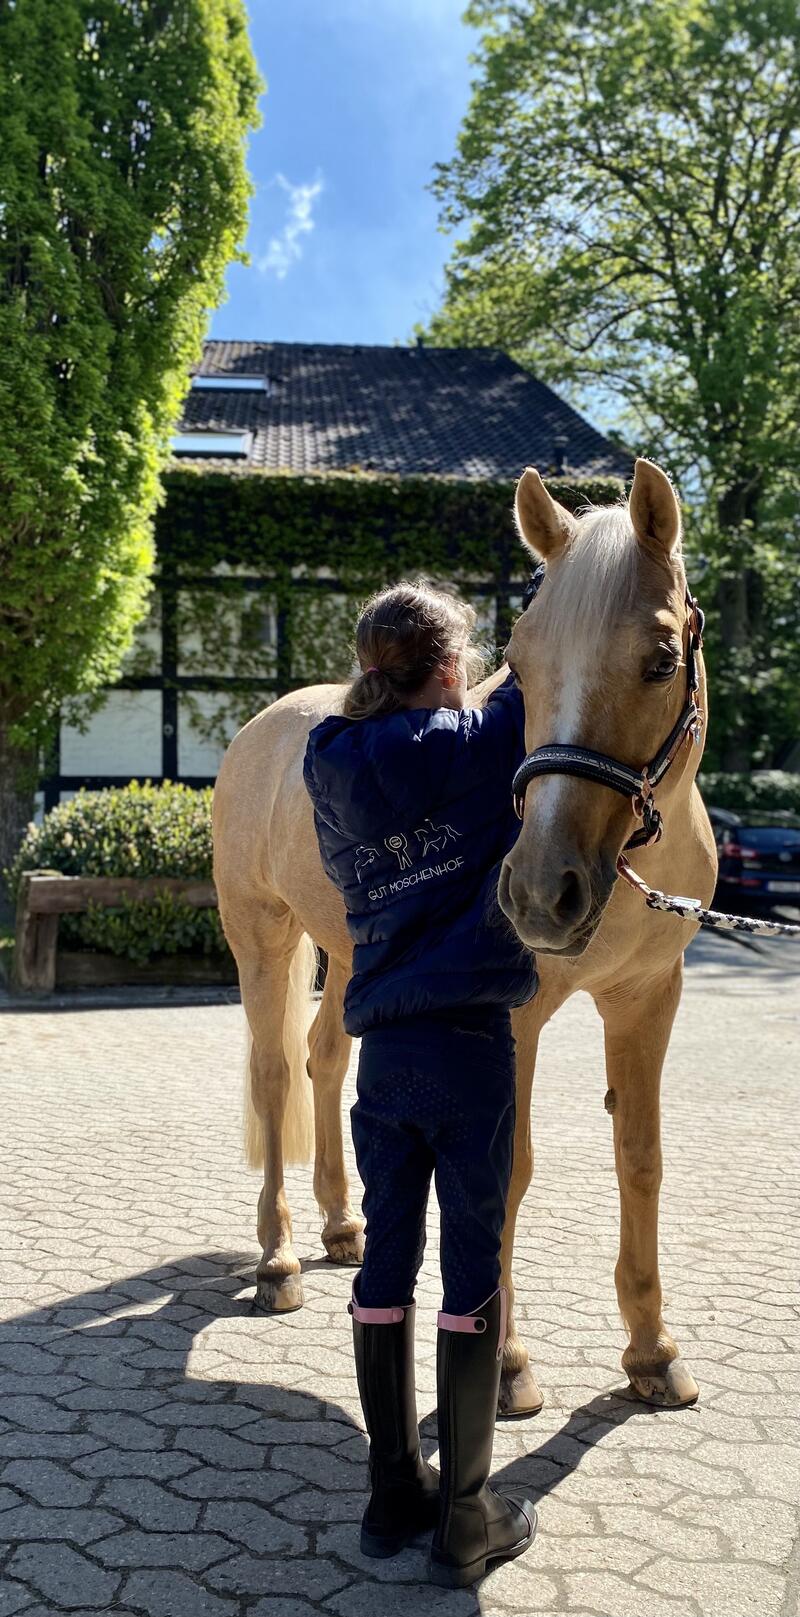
[541,500,682,647]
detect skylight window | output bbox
[171,431,251,458]
[191,375,269,393]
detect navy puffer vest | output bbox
[303,675,538,1035]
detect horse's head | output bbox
[499,458,698,956]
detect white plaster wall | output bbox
[59,691,163,778]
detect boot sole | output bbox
[429,1510,537,1588]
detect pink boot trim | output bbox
[348,1291,406,1325]
[437,1286,508,1360]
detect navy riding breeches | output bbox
[351,1012,516,1316]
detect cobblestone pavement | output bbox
[1,928,798,1617]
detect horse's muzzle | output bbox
[498,852,613,956]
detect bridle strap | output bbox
[511,585,705,850]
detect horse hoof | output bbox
[253,1273,305,1313]
[324,1230,365,1266]
[626,1357,699,1408]
[498,1363,545,1419]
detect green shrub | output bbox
[7,782,230,964]
[699,770,800,815]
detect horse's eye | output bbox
[645,654,679,683]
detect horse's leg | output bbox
[596,961,699,1407]
[498,1012,544,1418]
[238,913,308,1314]
[307,957,364,1266]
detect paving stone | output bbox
[0,1581,33,1617]
[202,1500,308,1553]
[2,945,799,1617]
[207,1552,347,1598]
[59,1389,164,1413]
[0,1505,121,1545]
[73,1450,197,1481]
[121,1571,236,1617]
[1,1459,93,1507]
[597,1505,722,1560]
[171,1426,268,1470]
[274,1487,374,1524]
[95,1477,200,1532]
[0,1375,82,1399]
[91,1529,235,1570]
[251,1601,332,1617]
[636,1555,786,1615]
[324,1582,476,1616]
[2,1397,78,1434]
[84,1414,164,1451]
[563,1570,688,1616]
[666,1495,798,1564]
[138,1401,255,1428]
[6,1542,121,1610]
[235,1416,357,1447]
[270,1443,366,1490]
[478,1561,562,1611]
[172,1467,297,1503]
[692,1440,800,1504]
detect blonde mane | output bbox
[536,500,684,649]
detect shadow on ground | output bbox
[0,1251,663,1616]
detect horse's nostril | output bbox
[554,868,589,927]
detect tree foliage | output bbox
[0,0,261,784]
[427,0,800,768]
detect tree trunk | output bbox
[715,569,752,770]
[715,478,761,772]
[0,719,37,889]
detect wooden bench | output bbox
[13,872,218,994]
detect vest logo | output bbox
[368,856,465,903]
[354,816,465,896]
[354,845,380,884]
[385,832,413,871]
[414,815,461,856]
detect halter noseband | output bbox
[511,578,705,853]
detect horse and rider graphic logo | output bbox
[355,816,462,882]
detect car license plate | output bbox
[767,880,800,893]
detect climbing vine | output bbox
[147,466,624,745]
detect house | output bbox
[46,342,630,805]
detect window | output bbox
[171,431,251,458]
[191,374,269,393]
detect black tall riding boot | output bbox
[430,1288,537,1587]
[349,1290,440,1557]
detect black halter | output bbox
[511,577,705,852]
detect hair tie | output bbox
[364,665,380,675]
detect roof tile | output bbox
[176,341,630,481]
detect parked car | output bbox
[707,807,800,913]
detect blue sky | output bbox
[210,0,477,346]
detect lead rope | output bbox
[616,855,800,938]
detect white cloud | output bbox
[257,173,324,280]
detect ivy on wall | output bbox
[150,466,625,746]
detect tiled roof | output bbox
[176,340,630,481]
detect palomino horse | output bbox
[213,458,717,1416]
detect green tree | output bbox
[427,0,800,769]
[0,0,261,867]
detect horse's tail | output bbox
[243,933,317,1168]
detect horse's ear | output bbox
[514,468,576,559]
[629,459,681,554]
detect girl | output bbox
[303,581,538,1588]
